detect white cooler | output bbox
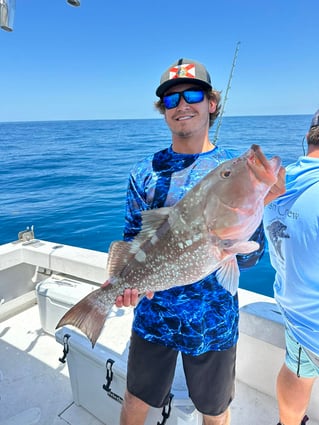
[55,306,202,425]
[36,276,98,335]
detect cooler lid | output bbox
[36,277,97,305]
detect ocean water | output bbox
[0,115,311,297]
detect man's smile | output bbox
[175,114,195,121]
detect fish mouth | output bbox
[246,144,281,186]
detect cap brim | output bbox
[156,79,212,98]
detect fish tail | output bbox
[56,287,114,348]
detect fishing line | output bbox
[213,41,241,145]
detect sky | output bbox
[1,0,319,122]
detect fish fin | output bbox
[106,208,172,278]
[107,240,133,278]
[227,240,260,254]
[129,207,172,253]
[56,286,116,348]
[141,206,171,228]
[216,257,240,295]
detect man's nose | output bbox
[176,96,189,109]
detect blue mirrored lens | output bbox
[163,92,180,109]
[184,90,204,104]
[163,90,204,109]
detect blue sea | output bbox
[0,115,311,297]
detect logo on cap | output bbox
[169,64,196,80]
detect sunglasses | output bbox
[162,89,205,110]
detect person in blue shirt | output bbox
[115,58,284,425]
[264,110,319,425]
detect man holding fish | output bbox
[113,59,284,425]
[57,58,285,424]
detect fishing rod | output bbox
[213,41,241,145]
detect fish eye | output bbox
[222,239,233,248]
[220,169,232,179]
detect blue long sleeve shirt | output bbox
[123,145,265,355]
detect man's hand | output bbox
[264,166,286,205]
[101,281,154,308]
[115,288,139,307]
[115,289,154,307]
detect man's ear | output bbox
[209,100,217,114]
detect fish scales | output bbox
[56,144,281,347]
[110,213,217,291]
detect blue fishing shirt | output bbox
[264,156,319,356]
[124,145,265,355]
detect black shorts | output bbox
[126,331,236,416]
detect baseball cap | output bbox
[156,58,212,98]
[309,109,319,130]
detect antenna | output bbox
[213,41,241,145]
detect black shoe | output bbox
[301,415,309,425]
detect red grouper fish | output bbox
[56,144,281,347]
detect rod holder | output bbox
[0,0,15,32]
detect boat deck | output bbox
[0,304,288,425]
[1,238,318,424]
